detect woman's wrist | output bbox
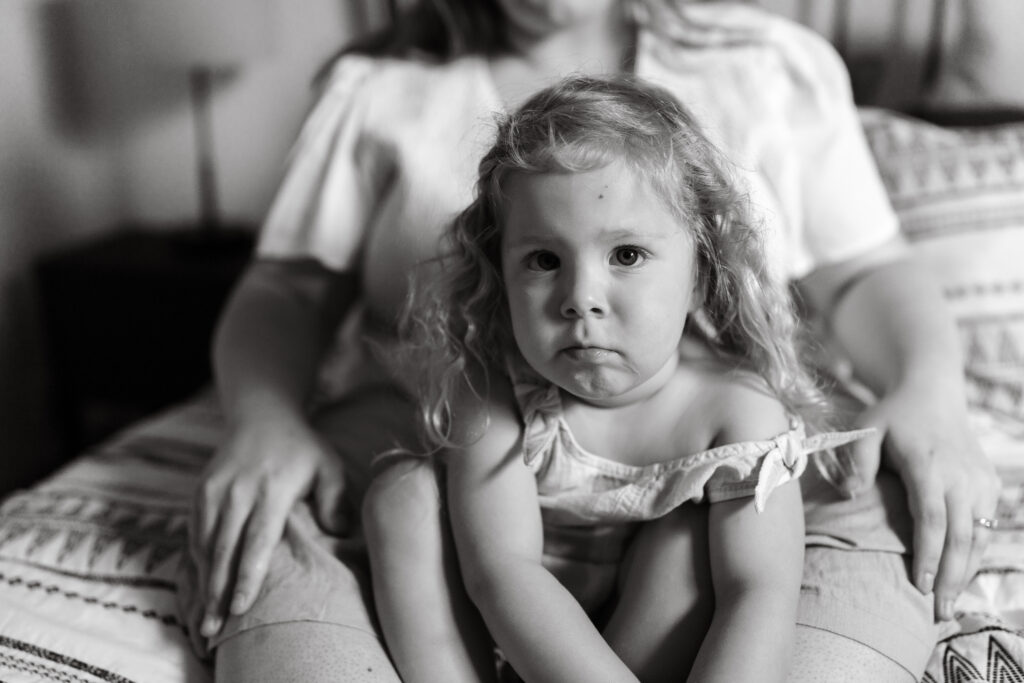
[889,349,967,400]
[223,387,310,433]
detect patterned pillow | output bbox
[859,108,1024,427]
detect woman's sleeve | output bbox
[256,56,386,272]
[776,25,905,278]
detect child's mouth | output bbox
[562,346,615,362]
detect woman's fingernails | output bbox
[230,591,247,615]
[200,615,222,637]
[940,599,955,621]
[918,571,935,595]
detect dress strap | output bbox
[753,423,875,512]
[802,428,877,454]
[506,360,563,469]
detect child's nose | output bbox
[559,268,607,319]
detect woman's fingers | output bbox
[899,437,1000,621]
[961,468,1002,604]
[190,474,230,627]
[933,483,972,621]
[313,455,349,534]
[186,419,343,640]
[188,487,212,601]
[200,486,252,637]
[228,492,293,616]
[849,387,1002,623]
[839,424,883,497]
[961,516,994,607]
[186,488,216,651]
[904,463,945,599]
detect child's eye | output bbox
[613,247,645,267]
[527,251,560,271]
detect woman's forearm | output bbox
[827,258,965,396]
[465,559,638,683]
[213,260,357,426]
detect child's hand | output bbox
[842,379,1001,622]
[188,411,346,640]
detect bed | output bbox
[2,1,1023,681]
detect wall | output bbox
[0,0,377,490]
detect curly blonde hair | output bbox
[403,74,833,458]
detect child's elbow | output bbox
[714,543,804,607]
[715,569,803,614]
[458,553,502,606]
[458,552,527,612]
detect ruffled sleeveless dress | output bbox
[510,370,873,613]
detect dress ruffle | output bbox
[512,372,873,524]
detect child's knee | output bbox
[620,504,711,591]
[638,504,707,551]
[362,457,443,543]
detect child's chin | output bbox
[559,371,634,406]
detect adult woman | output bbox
[188,1,999,681]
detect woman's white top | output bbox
[256,3,901,399]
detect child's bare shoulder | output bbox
[675,337,791,446]
[706,369,791,446]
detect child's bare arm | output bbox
[688,481,804,682]
[447,384,638,683]
[688,388,805,683]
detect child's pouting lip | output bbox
[561,346,618,362]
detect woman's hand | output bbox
[191,259,359,641]
[843,379,1001,622]
[800,249,1002,623]
[189,410,346,639]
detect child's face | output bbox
[501,160,698,407]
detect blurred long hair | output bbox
[316,0,759,84]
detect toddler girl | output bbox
[373,74,871,683]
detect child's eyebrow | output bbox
[505,227,678,249]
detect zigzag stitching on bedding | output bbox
[958,312,1024,324]
[2,488,188,515]
[0,557,176,590]
[944,281,1024,301]
[0,652,96,683]
[0,636,137,683]
[878,161,1024,197]
[0,507,186,535]
[0,571,185,633]
[885,179,1024,207]
[937,622,1024,645]
[94,435,216,471]
[977,566,1024,576]
[900,211,1024,239]
[0,512,186,537]
[0,500,186,574]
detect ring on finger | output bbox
[973,516,999,530]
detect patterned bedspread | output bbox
[0,392,1022,683]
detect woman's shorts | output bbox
[799,466,939,677]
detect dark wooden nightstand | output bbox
[35,228,254,456]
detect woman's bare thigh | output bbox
[216,621,400,683]
[788,625,915,682]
